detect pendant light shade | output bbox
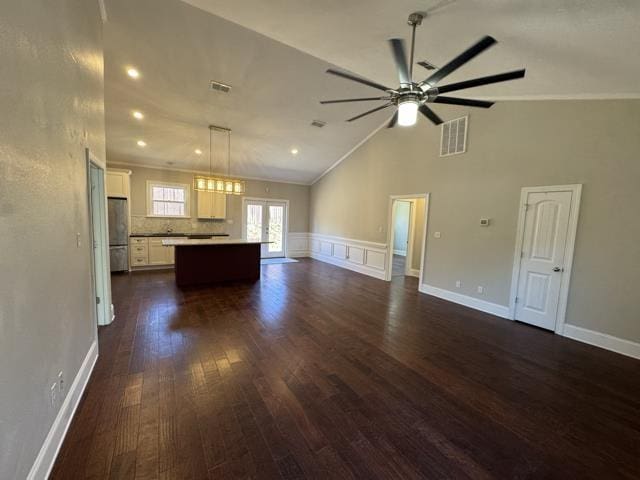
[193,126,245,195]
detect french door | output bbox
[244,199,287,258]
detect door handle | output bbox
[552,267,563,272]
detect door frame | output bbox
[86,148,113,326]
[385,193,430,284]
[508,184,582,334]
[241,196,290,257]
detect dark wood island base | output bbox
[165,239,265,287]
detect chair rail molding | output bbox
[295,232,389,280]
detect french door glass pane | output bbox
[246,204,263,242]
[268,206,283,253]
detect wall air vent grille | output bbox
[210,80,232,93]
[440,116,468,157]
[311,120,326,128]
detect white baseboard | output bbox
[311,252,386,280]
[562,324,640,360]
[419,283,511,319]
[407,268,420,278]
[27,339,99,480]
[393,249,407,256]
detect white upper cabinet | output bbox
[106,169,131,198]
[197,191,227,219]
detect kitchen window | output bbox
[146,181,190,217]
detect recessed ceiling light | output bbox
[290,148,299,155]
[127,67,140,79]
[194,149,202,155]
[132,111,144,120]
[137,140,146,147]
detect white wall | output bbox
[393,201,410,255]
[310,99,640,344]
[0,1,104,478]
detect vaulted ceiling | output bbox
[104,0,640,184]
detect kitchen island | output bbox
[162,238,268,287]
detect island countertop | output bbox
[162,238,270,246]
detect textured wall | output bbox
[0,1,104,478]
[310,100,640,343]
[109,163,310,236]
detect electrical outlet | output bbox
[455,280,461,288]
[50,383,57,408]
[58,371,64,394]
[477,286,484,294]
[76,232,81,248]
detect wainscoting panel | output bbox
[308,233,388,280]
[365,250,386,271]
[287,232,310,258]
[347,246,365,265]
[320,241,333,257]
[333,243,347,260]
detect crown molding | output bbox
[106,161,311,186]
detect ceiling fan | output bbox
[320,12,526,127]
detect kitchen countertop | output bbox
[162,238,270,246]
[130,233,229,237]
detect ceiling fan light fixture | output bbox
[398,97,419,127]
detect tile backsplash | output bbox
[131,215,229,235]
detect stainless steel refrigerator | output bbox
[108,198,129,272]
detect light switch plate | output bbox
[434,231,441,238]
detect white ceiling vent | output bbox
[210,80,232,93]
[440,116,468,157]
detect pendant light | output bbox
[193,125,245,195]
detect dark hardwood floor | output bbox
[51,259,640,479]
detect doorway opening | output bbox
[86,149,113,326]
[242,197,289,259]
[386,194,430,284]
[392,200,412,277]
[508,184,582,333]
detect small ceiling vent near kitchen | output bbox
[311,120,326,128]
[210,80,232,93]
[440,116,468,157]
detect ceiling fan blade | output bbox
[433,96,494,108]
[387,111,398,128]
[419,104,444,125]
[389,38,411,85]
[347,103,393,122]
[326,68,391,92]
[435,69,526,94]
[320,97,390,104]
[422,35,496,87]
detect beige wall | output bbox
[0,1,104,478]
[108,163,310,236]
[310,99,640,343]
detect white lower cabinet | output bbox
[129,237,177,267]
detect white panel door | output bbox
[515,191,573,330]
[244,200,287,258]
